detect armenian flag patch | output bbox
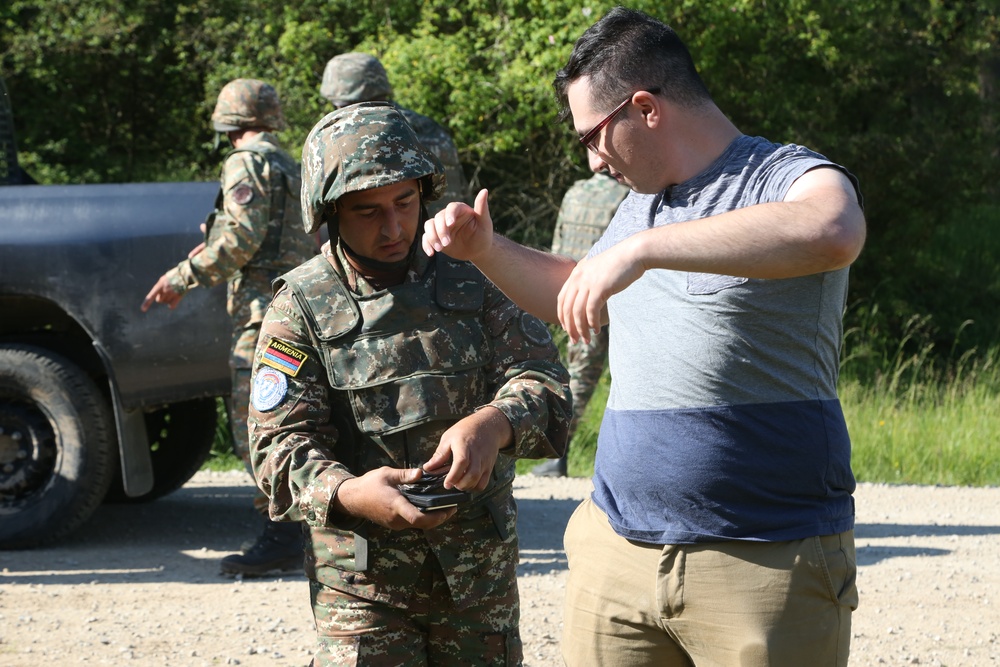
[260,338,308,377]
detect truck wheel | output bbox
[104,397,219,503]
[0,345,115,549]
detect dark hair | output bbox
[554,6,712,118]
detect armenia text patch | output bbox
[261,338,308,377]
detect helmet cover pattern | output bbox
[300,102,446,234]
[320,52,394,106]
[211,78,287,132]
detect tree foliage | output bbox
[2,0,998,355]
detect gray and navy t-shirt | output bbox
[589,134,859,545]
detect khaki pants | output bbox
[562,497,858,666]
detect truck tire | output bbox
[104,397,219,504]
[0,345,115,549]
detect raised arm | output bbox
[557,167,865,341]
[423,189,577,323]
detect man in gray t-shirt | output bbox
[423,7,866,667]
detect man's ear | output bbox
[633,90,662,129]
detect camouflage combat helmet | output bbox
[301,102,446,234]
[320,53,394,107]
[211,78,287,132]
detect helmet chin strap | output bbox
[340,236,418,273]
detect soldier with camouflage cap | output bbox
[247,102,571,666]
[142,78,318,576]
[531,172,629,477]
[320,52,468,216]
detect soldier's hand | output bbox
[187,242,206,258]
[141,275,185,312]
[332,467,456,531]
[421,188,494,262]
[423,406,512,493]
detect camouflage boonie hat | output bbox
[320,53,393,107]
[300,102,446,234]
[211,78,287,132]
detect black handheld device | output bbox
[399,471,471,512]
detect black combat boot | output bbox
[531,456,568,477]
[220,519,304,577]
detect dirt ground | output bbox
[1,471,999,666]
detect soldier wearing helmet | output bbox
[320,52,468,216]
[247,102,570,666]
[142,78,318,576]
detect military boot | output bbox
[531,456,568,477]
[220,519,304,577]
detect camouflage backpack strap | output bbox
[205,145,259,242]
[434,253,484,311]
[203,188,225,241]
[229,143,288,265]
[276,256,360,341]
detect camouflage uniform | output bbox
[248,103,571,666]
[163,79,317,511]
[534,173,629,476]
[319,52,468,215]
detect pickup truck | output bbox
[0,77,232,548]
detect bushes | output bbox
[3,0,999,357]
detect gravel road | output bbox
[1,471,998,666]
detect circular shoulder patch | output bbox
[252,367,288,412]
[519,312,553,346]
[230,184,255,206]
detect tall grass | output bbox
[839,302,1000,486]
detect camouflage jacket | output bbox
[248,242,570,609]
[397,105,467,214]
[550,172,630,260]
[167,132,316,295]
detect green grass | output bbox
[201,398,242,471]
[841,376,1000,485]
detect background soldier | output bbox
[247,102,570,665]
[532,172,628,477]
[319,51,468,215]
[142,78,318,576]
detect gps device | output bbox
[399,471,471,512]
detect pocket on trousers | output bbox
[479,631,522,666]
[814,532,859,610]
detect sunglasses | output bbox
[578,88,661,154]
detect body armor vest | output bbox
[207,140,313,272]
[551,175,630,261]
[279,253,492,446]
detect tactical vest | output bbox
[279,253,494,453]
[551,176,630,261]
[206,139,314,272]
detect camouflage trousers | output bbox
[227,274,273,516]
[564,326,609,443]
[309,553,522,666]
[227,323,269,516]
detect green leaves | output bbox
[2,0,999,354]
